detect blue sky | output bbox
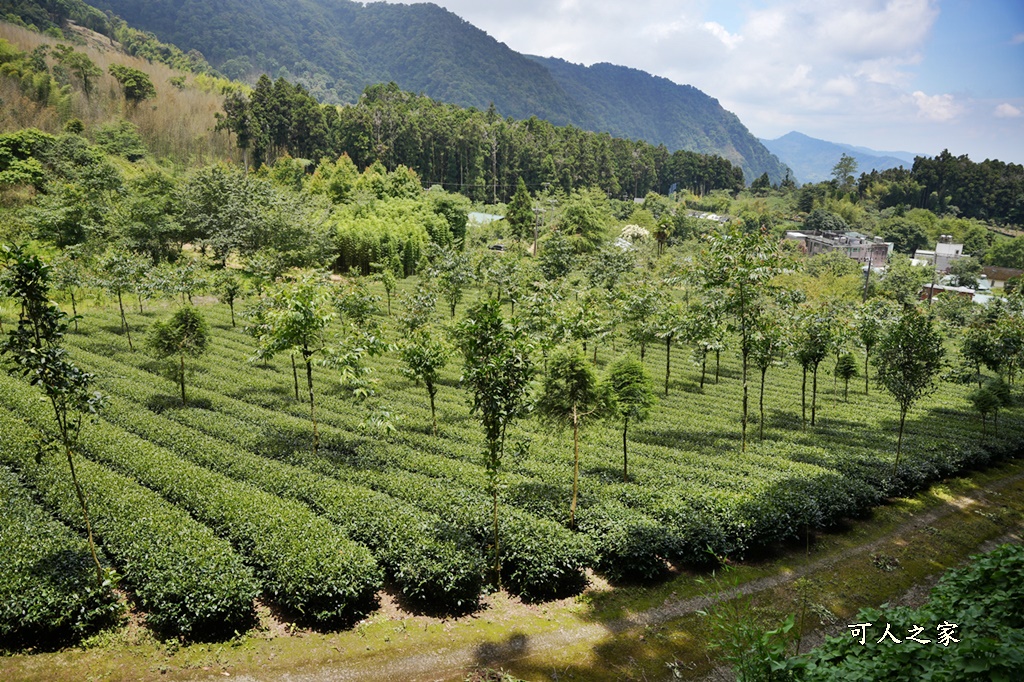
[386,0,1024,164]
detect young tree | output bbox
[856,299,899,395]
[834,353,859,402]
[684,297,727,390]
[428,245,472,318]
[0,245,106,583]
[95,248,146,351]
[255,273,335,455]
[147,307,211,406]
[161,257,209,306]
[657,302,687,395]
[749,306,790,440]
[107,64,156,109]
[398,283,438,334]
[622,280,665,361]
[874,309,945,476]
[535,344,611,528]
[456,300,534,580]
[50,249,86,331]
[967,379,1010,437]
[399,327,450,436]
[693,226,788,450]
[607,354,655,482]
[793,309,836,428]
[214,270,246,327]
[373,264,397,316]
[505,177,534,243]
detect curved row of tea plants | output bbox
[69,353,486,612]
[0,374,381,627]
[0,410,259,640]
[69,329,593,601]
[0,465,122,648]
[78,303,1024,584]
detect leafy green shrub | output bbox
[788,544,1024,680]
[0,466,122,648]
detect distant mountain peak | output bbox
[761,131,916,184]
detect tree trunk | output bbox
[291,354,299,401]
[801,366,807,429]
[492,480,500,584]
[70,291,78,332]
[759,367,767,441]
[137,293,144,314]
[117,291,133,351]
[864,348,870,395]
[700,354,707,390]
[892,407,907,479]
[305,351,319,456]
[570,409,580,529]
[622,418,629,482]
[715,350,720,384]
[844,377,849,402]
[179,354,186,406]
[52,402,103,585]
[811,364,819,426]
[664,336,671,395]
[229,300,236,327]
[640,341,646,361]
[428,386,437,436]
[593,342,598,364]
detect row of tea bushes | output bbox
[0,375,381,627]
[0,408,259,639]
[0,466,122,648]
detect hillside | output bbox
[80,0,789,182]
[762,131,912,184]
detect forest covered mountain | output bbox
[76,0,790,182]
[761,131,912,184]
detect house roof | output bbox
[981,266,1024,281]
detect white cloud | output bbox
[701,21,744,49]
[375,0,1024,162]
[995,103,1022,118]
[911,91,962,122]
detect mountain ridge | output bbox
[81,0,790,182]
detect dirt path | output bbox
[231,467,1024,682]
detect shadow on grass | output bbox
[145,393,213,413]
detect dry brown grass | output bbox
[0,21,240,167]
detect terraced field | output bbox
[2,287,1022,646]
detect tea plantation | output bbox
[1,285,1022,647]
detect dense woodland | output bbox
[0,9,1023,681]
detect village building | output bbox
[784,230,893,264]
[913,235,968,272]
